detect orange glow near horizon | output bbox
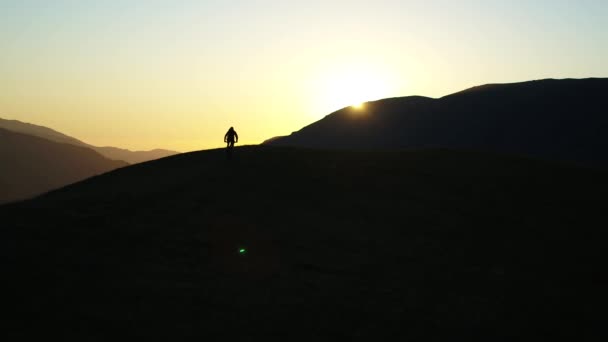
[2,2,606,152]
[311,61,397,115]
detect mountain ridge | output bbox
[0,117,180,163]
[267,78,608,166]
[0,127,127,203]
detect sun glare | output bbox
[313,62,396,115]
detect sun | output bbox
[313,63,395,115]
[351,102,365,109]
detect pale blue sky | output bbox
[1,0,607,151]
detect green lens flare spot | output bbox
[239,248,247,255]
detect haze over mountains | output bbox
[0,118,179,203]
[0,118,179,164]
[0,128,127,203]
[267,78,608,166]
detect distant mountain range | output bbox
[0,117,180,203]
[0,128,127,203]
[0,118,179,164]
[267,78,608,166]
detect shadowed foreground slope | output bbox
[2,146,606,340]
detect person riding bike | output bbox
[224,127,238,148]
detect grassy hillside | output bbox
[2,146,606,340]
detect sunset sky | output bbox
[1,0,607,152]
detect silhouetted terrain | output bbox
[0,117,86,146]
[0,128,127,203]
[92,146,179,164]
[0,118,179,163]
[267,78,608,166]
[2,146,606,340]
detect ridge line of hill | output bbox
[266,77,608,166]
[0,117,180,164]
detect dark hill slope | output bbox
[1,146,606,340]
[0,118,179,163]
[268,78,608,166]
[0,128,127,203]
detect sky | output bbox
[1,0,607,152]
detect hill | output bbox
[0,128,127,203]
[267,78,608,166]
[1,146,606,340]
[0,117,179,163]
[93,146,179,164]
[0,117,87,146]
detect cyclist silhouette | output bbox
[224,127,238,148]
[224,127,238,159]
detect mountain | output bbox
[0,118,179,163]
[0,117,87,146]
[93,146,179,164]
[267,78,608,166]
[0,128,127,203]
[261,135,288,144]
[2,146,606,339]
